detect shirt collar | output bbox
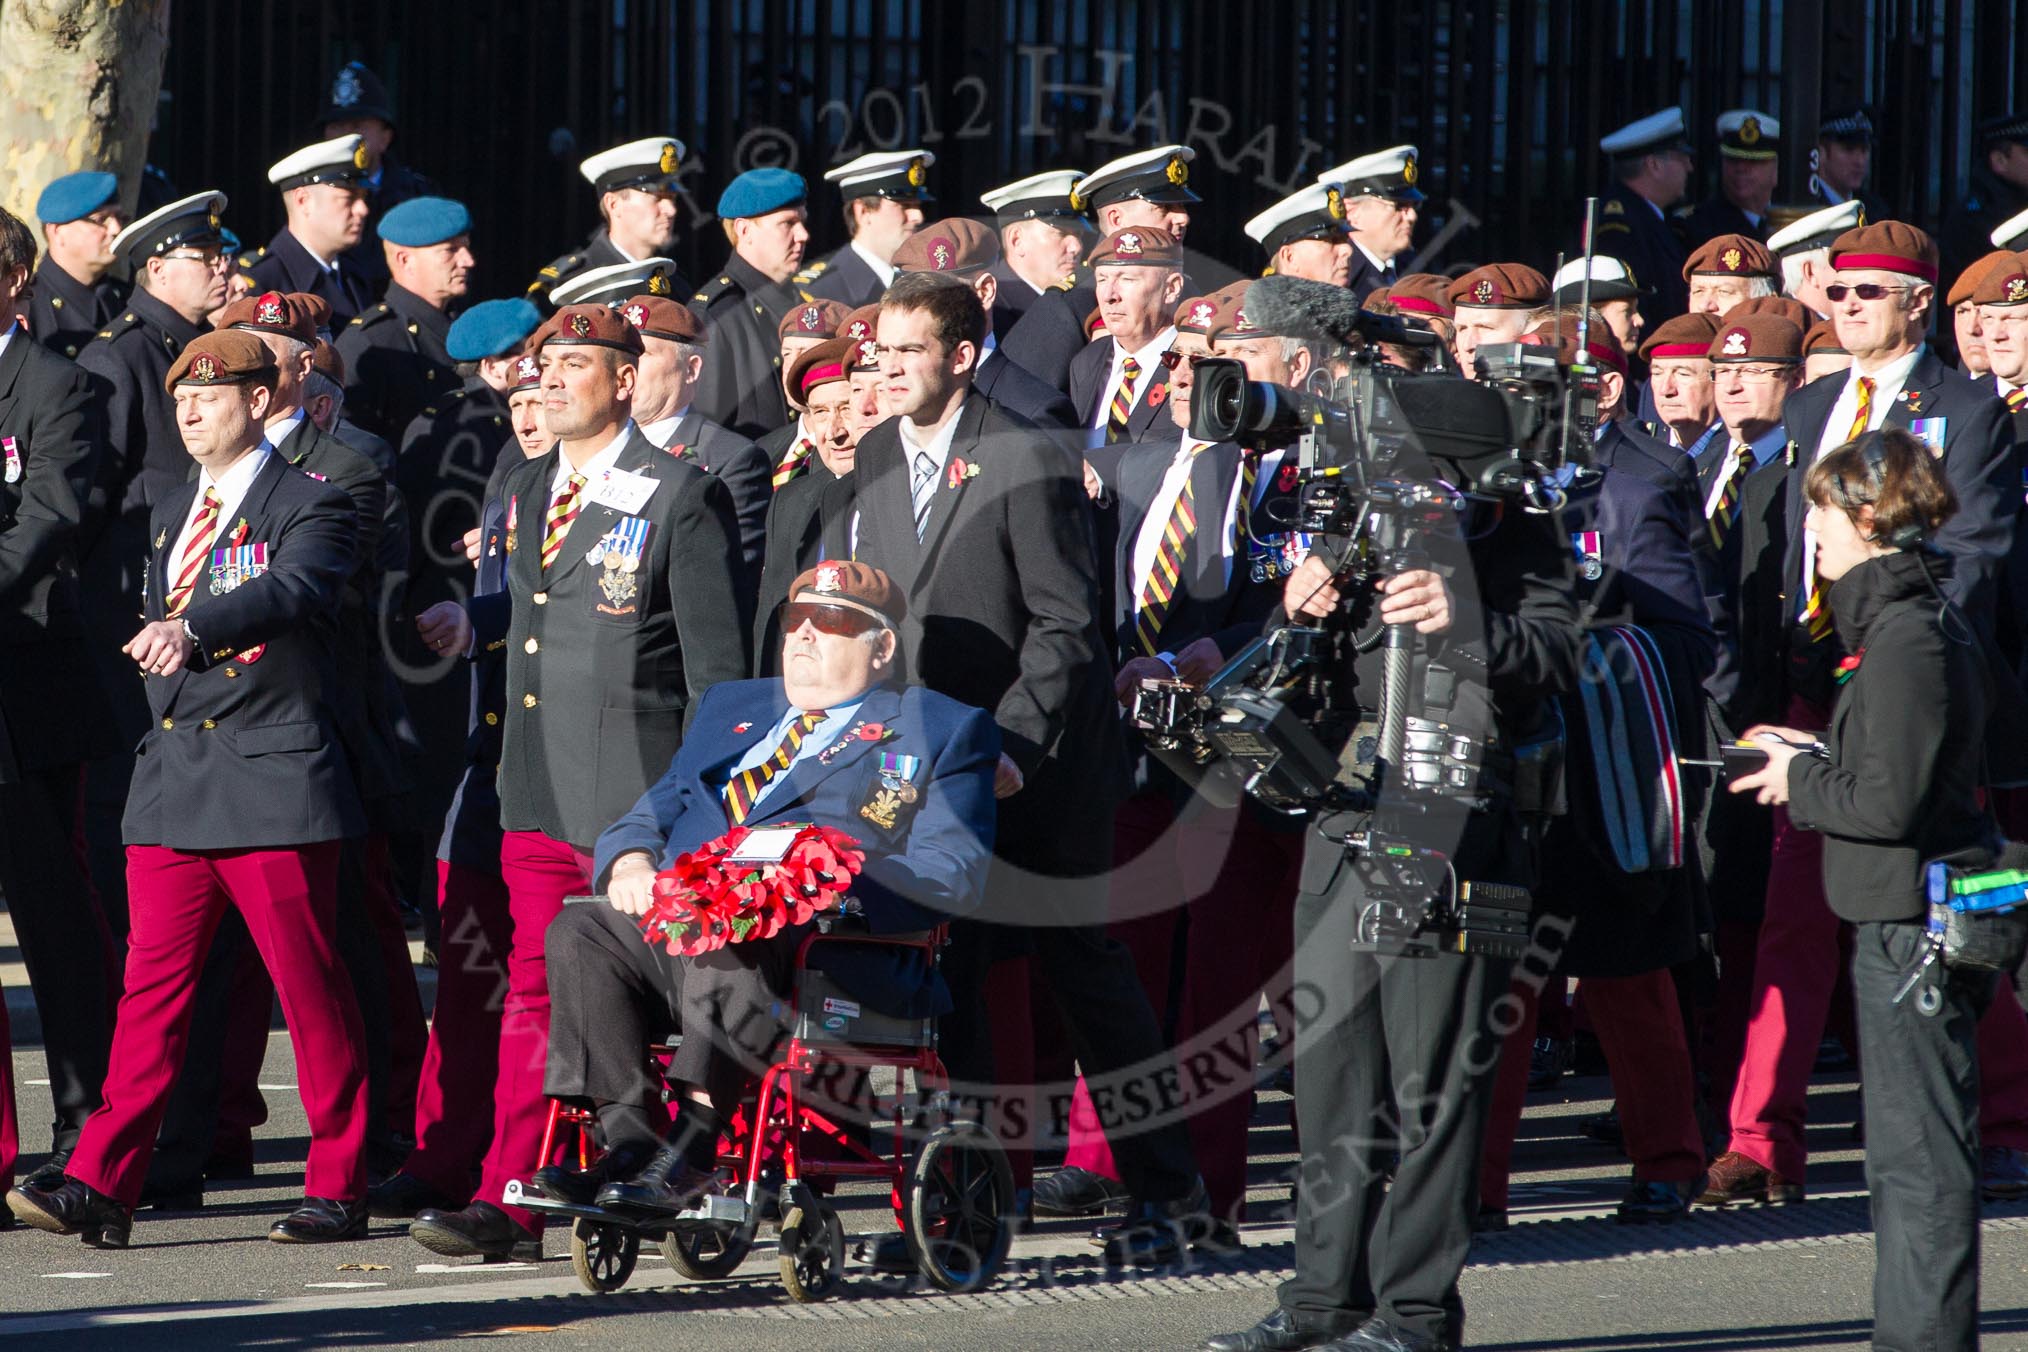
[1353,239,1395,273]
[268,408,306,448]
[640,409,692,448]
[1118,326,1177,370]
[850,240,897,288]
[1745,422,1788,466]
[554,421,635,488]
[898,395,967,469]
[202,442,273,496]
[1852,345,1924,389]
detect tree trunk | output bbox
[0,0,172,230]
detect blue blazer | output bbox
[593,678,1000,1018]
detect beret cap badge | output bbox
[1722,329,1749,356]
[1721,247,1743,272]
[1473,279,1494,304]
[568,313,592,337]
[192,354,219,381]
[2011,277,2028,303]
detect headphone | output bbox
[1836,429,1928,550]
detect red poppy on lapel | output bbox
[1277,464,1299,492]
[1146,382,1167,408]
[945,457,979,489]
[1901,390,1923,415]
[228,518,250,546]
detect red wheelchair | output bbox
[504,921,1016,1300]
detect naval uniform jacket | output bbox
[753,458,842,672]
[239,228,373,328]
[469,428,754,848]
[690,252,805,440]
[828,393,1127,876]
[798,243,888,310]
[123,454,366,849]
[0,330,115,770]
[334,282,456,441]
[27,258,125,361]
[998,275,1096,396]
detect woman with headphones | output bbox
[1731,427,1996,1352]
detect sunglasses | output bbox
[1824,283,1909,302]
[781,601,886,637]
[1158,350,1211,371]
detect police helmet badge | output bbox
[331,65,362,108]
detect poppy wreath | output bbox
[639,822,866,957]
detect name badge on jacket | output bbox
[209,542,270,595]
[588,517,653,615]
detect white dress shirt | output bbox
[549,420,636,498]
[170,443,274,572]
[1131,437,1233,600]
[638,409,693,450]
[1089,327,1178,433]
[1801,346,1925,613]
[898,397,967,484]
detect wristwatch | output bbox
[180,618,198,649]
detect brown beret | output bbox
[1973,253,2028,307]
[1209,287,1268,343]
[296,292,334,336]
[532,303,645,356]
[1802,322,1847,358]
[1708,315,1804,363]
[1360,284,1394,312]
[310,338,345,384]
[893,218,1000,274]
[216,289,319,344]
[1638,311,1722,361]
[1831,220,1939,283]
[790,560,905,626]
[1176,295,1218,334]
[1087,225,1183,269]
[164,330,279,392]
[777,299,850,341]
[1952,249,2022,307]
[784,336,854,403]
[1682,233,1776,281]
[1722,295,1812,330]
[619,294,705,343]
[509,351,543,391]
[1388,272,1456,318]
[1523,314,1627,374]
[1084,307,1109,340]
[840,303,883,370]
[1447,263,1549,310]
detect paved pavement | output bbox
[8,1021,2028,1349]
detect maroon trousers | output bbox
[402,859,513,1195]
[1058,793,1300,1221]
[476,830,593,1231]
[1480,969,1705,1210]
[69,842,368,1205]
[0,993,17,1189]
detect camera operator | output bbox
[1728,429,1993,1352]
[1206,382,1581,1348]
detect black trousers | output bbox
[1852,919,1993,1352]
[0,764,115,1153]
[543,902,690,1113]
[1277,851,1513,1344]
[939,862,1200,1204]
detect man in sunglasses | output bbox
[531,561,999,1216]
[1701,219,2028,1210]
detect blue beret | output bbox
[36,171,118,225]
[716,168,807,221]
[446,298,544,361]
[379,196,472,247]
[219,227,243,257]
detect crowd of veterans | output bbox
[2,56,2028,1349]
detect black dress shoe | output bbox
[593,1143,714,1216]
[1202,1306,1349,1351]
[6,1176,133,1248]
[137,1174,204,1212]
[1471,1205,1509,1234]
[1616,1177,1696,1224]
[1031,1165,1130,1217]
[367,1171,462,1220]
[1325,1316,1454,1352]
[270,1196,370,1243]
[1091,1175,1216,1265]
[20,1150,71,1192]
[410,1200,541,1261]
[528,1141,656,1207]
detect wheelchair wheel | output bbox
[570,1217,639,1293]
[777,1200,844,1303]
[659,1213,756,1281]
[902,1121,1016,1292]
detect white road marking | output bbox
[40,1272,112,1280]
[305,1281,387,1289]
[414,1262,540,1274]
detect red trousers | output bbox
[1480,969,1705,1210]
[476,830,592,1231]
[1728,802,2028,1179]
[403,859,513,1194]
[70,843,367,1205]
[1060,793,1300,1221]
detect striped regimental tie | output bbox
[539,472,587,571]
[722,711,827,824]
[1134,445,1205,656]
[1106,355,1142,443]
[1706,442,1753,551]
[165,488,222,619]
